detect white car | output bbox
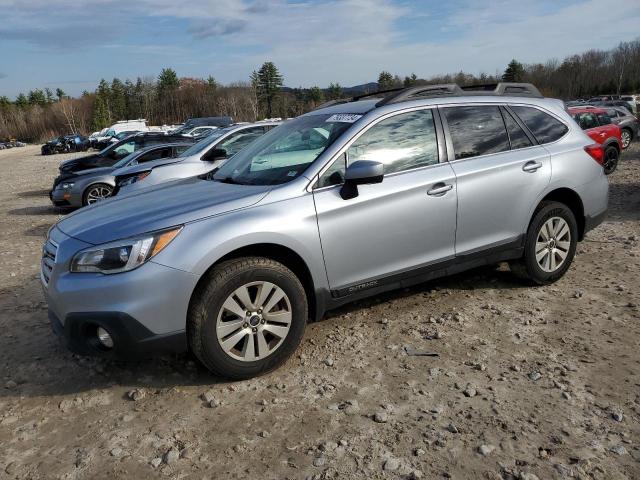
[112,121,281,195]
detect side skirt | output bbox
[324,236,524,311]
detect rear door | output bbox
[441,104,552,255]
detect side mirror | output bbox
[340,160,384,200]
[204,148,227,162]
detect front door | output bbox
[313,108,458,294]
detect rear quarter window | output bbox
[511,106,568,144]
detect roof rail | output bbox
[312,82,543,112]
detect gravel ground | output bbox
[0,144,638,480]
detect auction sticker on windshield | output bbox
[326,114,362,123]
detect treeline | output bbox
[1,39,638,142]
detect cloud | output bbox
[1,0,639,95]
[188,19,247,38]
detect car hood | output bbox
[56,176,271,244]
[69,166,115,178]
[59,152,102,172]
[113,157,184,177]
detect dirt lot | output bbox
[0,144,638,480]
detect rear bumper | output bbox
[49,309,187,359]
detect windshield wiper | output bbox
[215,176,243,185]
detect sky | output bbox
[1,0,639,99]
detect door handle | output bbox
[522,161,543,172]
[427,183,453,196]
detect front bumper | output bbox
[50,186,81,208]
[42,226,199,359]
[49,310,187,359]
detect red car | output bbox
[568,107,622,174]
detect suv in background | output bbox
[603,107,639,149]
[568,107,622,174]
[112,121,281,196]
[42,83,608,379]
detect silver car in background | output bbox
[42,83,608,380]
[49,143,191,207]
[112,121,281,195]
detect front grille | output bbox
[41,238,58,287]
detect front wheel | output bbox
[188,257,308,379]
[603,145,619,175]
[511,201,578,285]
[82,183,113,206]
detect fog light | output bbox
[96,327,114,349]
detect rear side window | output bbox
[596,113,612,126]
[511,106,568,144]
[573,112,598,130]
[502,109,533,150]
[443,106,510,160]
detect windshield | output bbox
[214,115,353,185]
[178,128,228,157]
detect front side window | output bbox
[512,106,568,144]
[346,109,439,174]
[443,106,510,160]
[214,114,353,185]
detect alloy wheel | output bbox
[603,147,619,174]
[85,185,113,204]
[621,130,631,149]
[535,216,571,273]
[216,281,292,362]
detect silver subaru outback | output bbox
[42,83,608,379]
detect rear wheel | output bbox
[603,145,619,175]
[511,201,578,285]
[188,257,308,379]
[82,183,113,206]
[621,129,632,149]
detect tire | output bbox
[511,201,578,285]
[188,257,308,379]
[603,145,619,175]
[620,129,632,149]
[82,183,113,206]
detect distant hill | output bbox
[282,82,379,97]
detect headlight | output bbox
[70,226,182,274]
[61,182,75,189]
[118,171,151,188]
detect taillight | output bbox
[584,144,604,166]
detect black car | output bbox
[42,134,90,155]
[55,133,196,188]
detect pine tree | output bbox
[404,73,418,87]
[15,94,28,108]
[327,82,343,100]
[55,88,66,101]
[110,78,127,120]
[91,94,110,131]
[377,71,395,90]
[255,62,283,117]
[306,86,324,105]
[502,59,525,82]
